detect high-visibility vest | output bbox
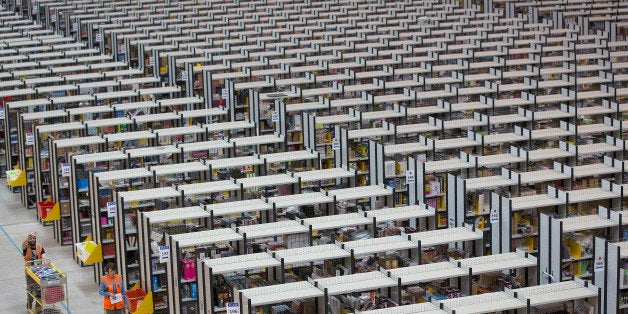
[23,245,43,266]
[101,274,124,310]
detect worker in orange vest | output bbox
[99,262,128,314]
[23,232,46,311]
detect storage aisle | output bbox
[0,184,100,313]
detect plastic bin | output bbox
[126,287,147,312]
[37,201,55,220]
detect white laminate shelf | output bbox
[206,156,263,169]
[179,108,227,118]
[457,252,536,274]
[559,214,617,233]
[439,291,527,314]
[365,205,435,223]
[204,120,255,132]
[178,140,231,152]
[94,168,152,182]
[435,138,478,150]
[424,158,472,173]
[126,145,180,158]
[241,281,323,306]
[171,228,242,248]
[67,105,114,116]
[292,168,356,182]
[238,220,309,239]
[118,187,179,203]
[22,110,67,121]
[527,148,574,162]
[383,142,432,156]
[260,150,319,163]
[84,117,133,128]
[37,122,85,133]
[341,235,416,256]
[301,213,372,231]
[512,281,597,306]
[482,133,528,145]
[572,163,620,178]
[151,161,208,176]
[159,97,204,107]
[405,105,447,116]
[177,180,240,195]
[133,112,180,124]
[206,199,272,216]
[348,127,395,139]
[326,185,392,201]
[519,170,570,185]
[236,174,297,189]
[314,114,360,125]
[314,271,397,296]
[396,123,441,134]
[356,302,445,314]
[464,176,516,191]
[54,136,105,148]
[529,128,573,140]
[7,99,50,109]
[104,130,156,142]
[476,154,524,167]
[154,125,205,137]
[202,252,280,274]
[267,192,333,208]
[566,187,619,203]
[48,94,94,104]
[72,151,128,164]
[409,227,483,247]
[387,262,467,285]
[273,244,350,265]
[141,206,209,223]
[111,101,158,111]
[578,142,622,155]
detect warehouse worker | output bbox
[99,262,128,314]
[22,232,46,311]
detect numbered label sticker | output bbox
[331,138,340,150]
[106,202,117,218]
[271,111,279,122]
[227,302,240,314]
[25,133,34,145]
[490,208,499,223]
[405,170,415,184]
[158,245,170,263]
[61,163,71,177]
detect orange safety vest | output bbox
[23,245,43,266]
[101,274,124,310]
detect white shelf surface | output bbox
[292,168,356,182]
[366,203,435,221]
[230,134,284,147]
[179,107,227,118]
[236,174,297,189]
[559,214,617,233]
[464,176,516,191]
[171,228,242,248]
[154,125,204,137]
[439,291,526,314]
[457,252,536,274]
[118,187,179,203]
[133,112,180,124]
[204,120,255,132]
[158,97,204,108]
[111,101,158,112]
[240,281,323,306]
[315,114,360,125]
[475,153,525,167]
[37,122,85,133]
[177,180,240,195]
[151,161,208,176]
[72,151,128,164]
[384,142,432,155]
[509,194,564,211]
[103,130,156,142]
[84,117,133,128]
[266,192,333,208]
[126,145,180,158]
[206,156,263,169]
[94,168,152,182]
[54,136,105,148]
[342,235,416,256]
[409,227,483,247]
[566,187,619,203]
[326,185,392,201]
[511,281,598,306]
[356,303,445,314]
[301,213,372,231]
[22,110,67,121]
[178,140,231,152]
[527,148,574,161]
[206,199,272,216]
[435,138,478,150]
[141,206,209,223]
[572,163,620,178]
[202,252,280,274]
[273,244,350,265]
[67,105,114,116]
[238,220,309,239]
[387,262,467,285]
[260,150,319,163]
[519,169,570,185]
[348,127,395,139]
[314,271,397,296]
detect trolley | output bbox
[25,260,69,314]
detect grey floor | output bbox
[0,184,101,313]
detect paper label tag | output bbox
[148,57,155,66]
[107,202,117,218]
[72,23,78,31]
[180,70,187,80]
[227,302,240,314]
[159,245,170,263]
[61,163,70,177]
[331,138,340,150]
[448,217,455,228]
[490,208,499,223]
[0,110,5,120]
[405,170,415,183]
[271,111,279,122]
[221,88,229,99]
[119,45,126,54]
[25,133,34,145]
[594,257,604,272]
[95,33,101,42]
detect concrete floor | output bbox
[0,184,101,313]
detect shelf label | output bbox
[148,57,155,66]
[271,111,279,122]
[25,133,34,145]
[0,110,5,120]
[221,88,229,100]
[61,163,71,177]
[227,302,240,314]
[331,138,340,150]
[448,217,455,228]
[107,202,117,218]
[180,70,187,80]
[405,170,415,184]
[72,23,78,32]
[490,208,499,223]
[119,45,126,54]
[95,33,101,42]
[594,257,604,272]
[159,245,170,263]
